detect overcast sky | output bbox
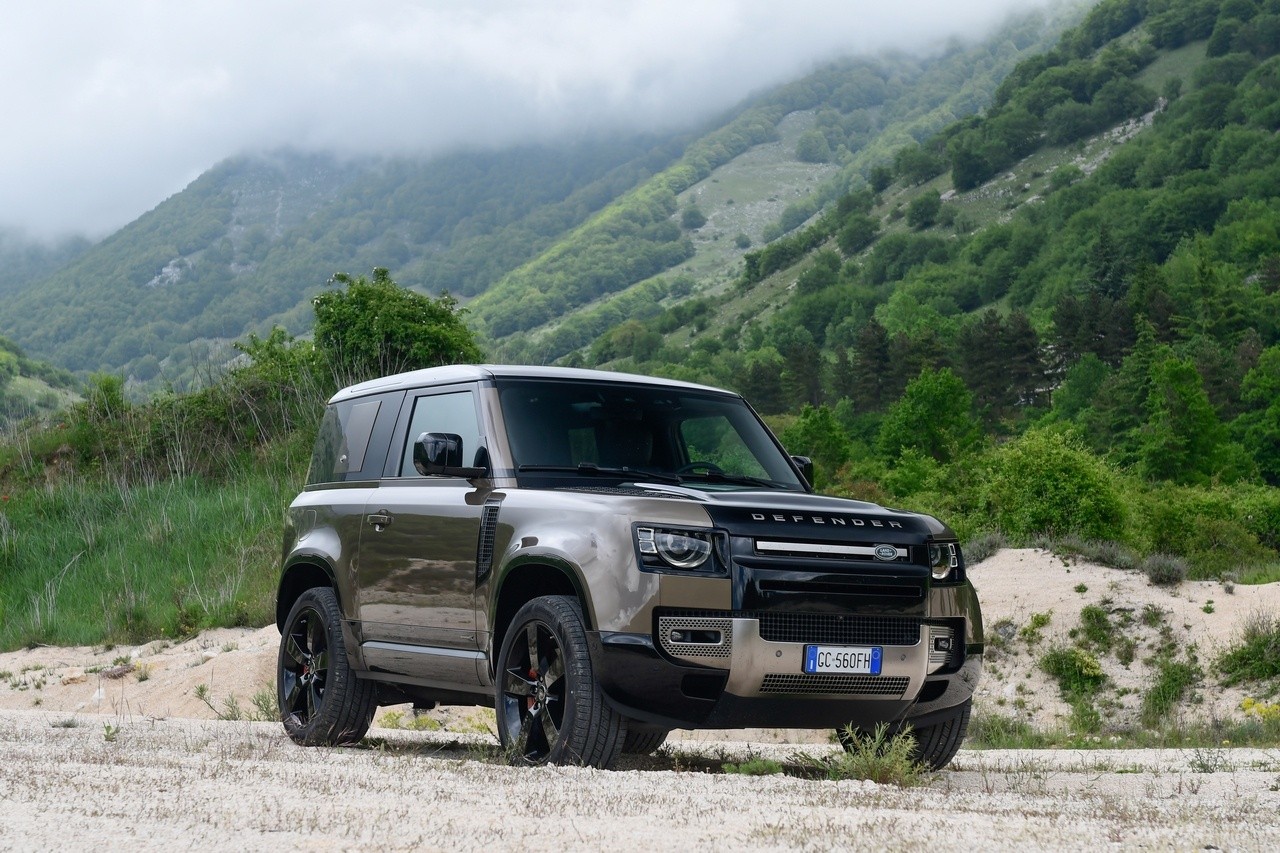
[1,0,1056,240]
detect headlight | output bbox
[928,542,960,581]
[635,526,724,573]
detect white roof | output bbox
[329,364,734,403]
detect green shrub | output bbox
[977,429,1126,542]
[1078,605,1114,653]
[1218,611,1280,685]
[1040,647,1105,696]
[804,723,925,786]
[1143,553,1188,586]
[1137,486,1273,579]
[1141,660,1201,727]
[723,758,784,776]
[963,530,1007,565]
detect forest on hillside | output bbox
[569,0,1280,579]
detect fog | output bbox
[1,0,1057,239]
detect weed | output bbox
[1141,659,1201,727]
[50,718,80,729]
[723,758,784,776]
[221,696,243,721]
[1142,603,1166,628]
[1041,647,1104,695]
[1074,583,1088,594]
[1078,605,1114,653]
[1202,601,1214,614]
[1189,748,1230,774]
[797,724,925,787]
[251,687,279,722]
[963,531,1006,565]
[135,662,151,682]
[1019,611,1052,646]
[1218,610,1280,685]
[102,722,119,743]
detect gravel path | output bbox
[3,710,1278,851]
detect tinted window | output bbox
[307,399,382,485]
[399,390,483,476]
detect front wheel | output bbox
[495,596,626,768]
[277,586,377,746]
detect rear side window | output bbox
[307,394,399,484]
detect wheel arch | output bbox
[489,555,590,672]
[276,558,339,632]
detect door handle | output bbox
[366,511,393,531]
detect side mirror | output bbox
[413,432,487,478]
[790,455,814,490]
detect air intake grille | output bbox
[757,613,921,646]
[475,500,501,583]
[759,674,910,696]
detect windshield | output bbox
[496,378,804,491]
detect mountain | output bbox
[0,3,1075,391]
[0,138,679,388]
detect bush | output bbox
[963,530,1007,565]
[1040,647,1105,696]
[1141,659,1201,727]
[1138,486,1274,579]
[1218,610,1280,685]
[1143,553,1188,586]
[977,429,1126,542]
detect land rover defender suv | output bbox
[276,365,983,769]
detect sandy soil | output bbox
[1,549,1279,849]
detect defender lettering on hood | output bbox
[750,513,904,528]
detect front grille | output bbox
[759,674,910,696]
[758,613,921,646]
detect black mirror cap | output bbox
[414,432,487,478]
[790,455,814,490]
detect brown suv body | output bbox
[276,365,983,767]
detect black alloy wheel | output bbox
[496,596,625,768]
[277,586,376,746]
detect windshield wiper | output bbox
[518,463,683,485]
[678,471,782,489]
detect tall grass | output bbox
[0,331,326,650]
[0,456,300,649]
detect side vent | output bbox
[475,499,502,583]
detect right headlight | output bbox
[634,525,727,574]
[928,541,960,581]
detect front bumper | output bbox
[588,613,981,730]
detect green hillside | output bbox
[0,138,677,388]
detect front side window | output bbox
[497,379,803,491]
[399,390,483,477]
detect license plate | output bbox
[804,645,882,675]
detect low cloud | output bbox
[1,0,1054,238]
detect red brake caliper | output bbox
[527,667,538,710]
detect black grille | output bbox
[475,501,501,583]
[760,674,910,696]
[657,610,922,647]
[758,613,921,646]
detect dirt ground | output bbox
[1,549,1278,848]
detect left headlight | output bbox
[928,541,960,581]
[635,526,726,573]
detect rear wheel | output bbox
[495,596,626,768]
[277,586,377,746]
[836,699,971,771]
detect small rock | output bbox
[60,668,87,686]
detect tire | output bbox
[836,699,971,771]
[622,725,670,755]
[495,596,626,769]
[278,586,377,747]
[910,698,971,770]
